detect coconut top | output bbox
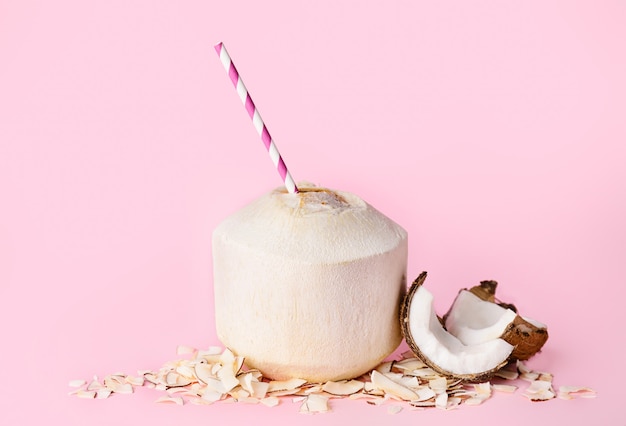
[213,183,407,264]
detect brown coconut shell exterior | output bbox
[501,316,549,361]
[400,272,509,383]
[462,280,548,361]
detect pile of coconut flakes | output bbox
[68,345,596,414]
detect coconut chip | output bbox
[558,386,597,400]
[76,390,96,399]
[299,394,329,414]
[155,396,184,405]
[387,405,403,414]
[267,378,307,392]
[494,367,519,381]
[249,379,270,399]
[492,384,517,393]
[321,380,364,396]
[125,376,145,386]
[104,376,133,394]
[428,377,448,394]
[260,396,280,407]
[96,389,113,399]
[370,370,419,401]
[176,345,197,356]
[68,379,86,388]
[86,377,103,391]
[523,380,555,401]
[435,392,448,409]
[395,357,427,371]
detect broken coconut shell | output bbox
[445,280,548,361]
[502,315,549,361]
[400,272,514,383]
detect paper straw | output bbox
[214,42,298,193]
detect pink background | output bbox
[1,1,624,424]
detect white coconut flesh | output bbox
[406,285,514,376]
[444,289,548,362]
[522,316,547,329]
[444,290,519,345]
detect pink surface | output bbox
[1,1,624,424]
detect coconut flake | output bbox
[538,372,553,382]
[414,386,436,402]
[143,373,159,385]
[375,361,394,374]
[267,378,307,392]
[495,368,519,380]
[193,363,214,385]
[155,396,184,405]
[523,380,555,401]
[387,405,403,414]
[125,376,145,386]
[76,390,97,399]
[299,394,329,414]
[201,390,223,403]
[104,376,133,394]
[86,378,103,391]
[322,380,365,396]
[250,381,270,399]
[268,388,304,397]
[395,358,427,371]
[435,392,448,409]
[428,377,448,393]
[370,370,419,401]
[492,384,517,393]
[474,382,492,396]
[216,369,239,393]
[68,379,86,388]
[260,396,280,407]
[447,397,462,409]
[409,400,436,408]
[464,396,487,406]
[176,345,197,355]
[520,371,540,382]
[301,384,324,395]
[165,371,192,388]
[558,386,597,400]
[175,365,196,380]
[353,394,385,406]
[96,389,113,399]
[167,387,190,395]
[461,382,492,405]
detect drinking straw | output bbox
[214,42,298,193]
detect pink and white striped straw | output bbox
[214,42,298,193]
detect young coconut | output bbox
[400,272,514,382]
[213,184,408,382]
[444,280,548,361]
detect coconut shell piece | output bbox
[501,315,549,361]
[461,280,548,361]
[469,280,517,312]
[400,272,513,383]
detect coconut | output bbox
[443,280,548,360]
[212,183,407,382]
[400,272,514,382]
[444,281,548,360]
